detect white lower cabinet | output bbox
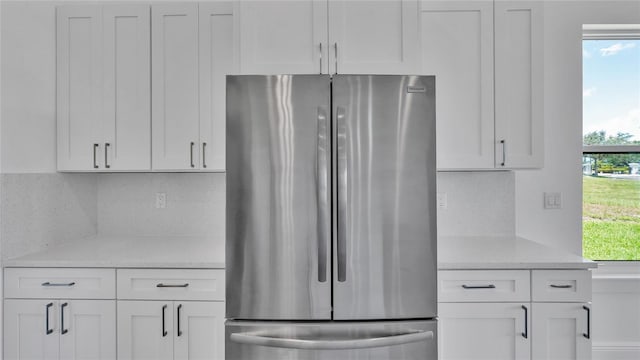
[532,303,592,360]
[117,301,173,360]
[4,299,116,360]
[116,268,226,360]
[439,302,530,360]
[439,269,592,360]
[118,300,224,360]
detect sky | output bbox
[583,39,640,143]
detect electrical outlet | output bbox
[544,192,561,209]
[437,193,448,210]
[155,193,166,209]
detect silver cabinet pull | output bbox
[230,329,433,350]
[42,282,76,287]
[500,139,506,166]
[93,144,99,169]
[336,106,347,282]
[317,107,330,283]
[550,284,573,289]
[104,143,111,169]
[177,304,183,337]
[583,306,591,339]
[190,142,195,168]
[334,43,338,74]
[45,302,54,335]
[202,142,207,168]
[61,302,69,335]
[462,284,496,289]
[162,304,168,337]
[319,43,323,74]
[521,305,528,339]
[156,283,189,288]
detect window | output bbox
[582,25,640,261]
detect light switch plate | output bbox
[437,192,448,210]
[544,192,561,209]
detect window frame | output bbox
[582,25,640,262]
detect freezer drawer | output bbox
[226,320,437,360]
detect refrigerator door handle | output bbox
[317,107,330,283]
[229,329,433,350]
[336,106,347,282]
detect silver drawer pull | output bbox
[42,282,76,287]
[549,284,573,289]
[462,284,496,289]
[156,283,189,288]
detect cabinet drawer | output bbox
[439,270,530,302]
[4,268,116,299]
[117,269,224,301]
[532,270,591,302]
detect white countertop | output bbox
[3,235,225,268]
[5,234,595,270]
[438,235,597,270]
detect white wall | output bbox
[515,0,640,255]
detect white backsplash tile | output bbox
[437,171,515,237]
[1,171,512,260]
[0,173,98,260]
[97,173,225,239]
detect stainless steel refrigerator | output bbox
[225,75,437,359]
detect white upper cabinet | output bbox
[239,0,327,74]
[58,3,234,172]
[199,2,239,171]
[152,3,236,171]
[421,0,495,169]
[423,0,544,170]
[238,0,419,75]
[57,5,150,171]
[57,6,103,171]
[103,6,151,171]
[494,0,544,168]
[329,0,419,74]
[151,4,200,170]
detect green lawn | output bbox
[583,175,640,260]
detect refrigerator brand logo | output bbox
[407,86,426,93]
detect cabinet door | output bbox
[103,5,151,171]
[152,4,200,170]
[199,2,238,171]
[4,299,59,360]
[439,302,530,360]
[328,0,419,74]
[421,1,494,169]
[57,6,103,171]
[117,301,174,360]
[532,303,592,360]
[494,1,544,168]
[174,302,225,360]
[239,0,328,74]
[59,300,116,360]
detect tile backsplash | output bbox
[1,170,513,260]
[0,173,97,260]
[436,171,515,237]
[97,173,225,239]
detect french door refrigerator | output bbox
[226,75,437,359]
